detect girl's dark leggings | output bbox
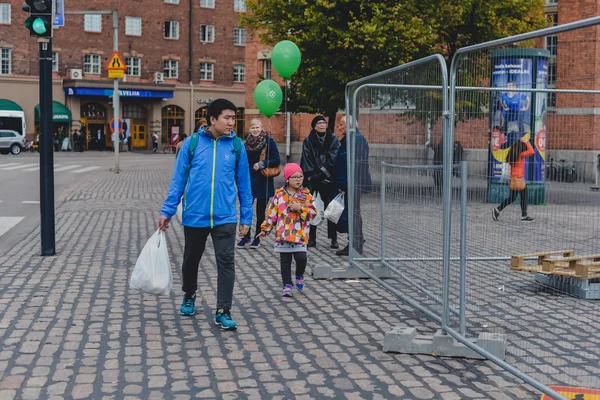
[280,252,307,286]
[498,186,528,217]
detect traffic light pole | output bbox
[38,37,55,256]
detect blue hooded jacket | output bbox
[160,127,253,228]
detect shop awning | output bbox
[0,99,23,112]
[34,101,72,123]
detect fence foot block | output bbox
[311,263,392,280]
[383,328,507,360]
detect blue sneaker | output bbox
[215,310,237,330]
[249,238,261,249]
[237,238,250,248]
[283,284,293,297]
[295,276,304,291]
[180,294,196,316]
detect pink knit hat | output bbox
[283,163,303,181]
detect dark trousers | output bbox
[352,190,364,253]
[309,183,337,243]
[245,198,267,240]
[182,223,236,312]
[280,252,307,286]
[498,187,528,217]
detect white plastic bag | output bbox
[130,230,173,296]
[324,193,345,224]
[310,191,325,226]
[500,163,511,183]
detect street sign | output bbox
[108,70,125,79]
[106,51,126,79]
[53,0,64,27]
[541,386,600,400]
[110,118,123,133]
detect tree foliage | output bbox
[241,0,548,126]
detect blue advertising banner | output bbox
[53,0,64,27]
[65,87,174,99]
[533,60,548,182]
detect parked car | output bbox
[0,129,27,155]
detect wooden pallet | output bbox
[541,255,600,279]
[510,250,575,272]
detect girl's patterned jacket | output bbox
[260,187,317,244]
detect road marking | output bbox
[53,165,81,172]
[22,201,40,204]
[72,166,101,173]
[0,163,20,169]
[0,163,38,170]
[0,217,24,238]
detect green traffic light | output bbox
[32,17,47,34]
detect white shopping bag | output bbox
[310,191,325,226]
[323,193,345,224]
[500,163,511,183]
[130,230,173,296]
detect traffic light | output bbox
[22,0,53,38]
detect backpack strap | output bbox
[184,133,200,180]
[232,136,243,165]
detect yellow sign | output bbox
[106,51,126,71]
[108,70,124,79]
[541,386,600,400]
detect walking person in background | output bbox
[492,137,535,222]
[237,119,281,249]
[300,115,341,248]
[157,99,253,330]
[152,133,159,153]
[257,163,317,296]
[333,115,371,256]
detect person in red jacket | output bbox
[492,137,535,222]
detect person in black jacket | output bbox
[334,115,370,256]
[237,119,281,249]
[300,115,341,248]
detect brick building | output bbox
[0,0,248,150]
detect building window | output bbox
[545,0,557,4]
[234,0,246,12]
[164,21,179,39]
[200,63,214,80]
[83,54,101,75]
[0,3,11,25]
[200,0,214,8]
[233,65,245,83]
[234,28,246,46]
[0,48,10,75]
[263,59,272,79]
[163,60,179,79]
[84,14,102,32]
[164,0,179,3]
[125,17,142,36]
[125,57,141,76]
[52,52,58,72]
[200,25,214,42]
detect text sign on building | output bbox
[540,386,600,400]
[106,51,126,79]
[65,88,174,99]
[53,0,65,27]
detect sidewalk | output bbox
[0,156,536,399]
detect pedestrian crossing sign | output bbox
[541,386,600,400]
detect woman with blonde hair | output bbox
[237,118,281,249]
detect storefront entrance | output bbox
[123,103,148,149]
[162,105,185,145]
[80,102,108,150]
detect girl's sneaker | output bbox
[282,284,293,297]
[295,276,304,291]
[250,238,261,249]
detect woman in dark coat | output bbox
[237,119,281,249]
[300,115,341,248]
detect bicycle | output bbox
[162,143,177,154]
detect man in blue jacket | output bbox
[157,99,253,330]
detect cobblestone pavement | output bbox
[0,153,571,399]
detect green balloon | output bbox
[253,79,283,117]
[271,40,301,79]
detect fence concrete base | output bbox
[383,327,507,360]
[534,273,600,299]
[311,263,393,279]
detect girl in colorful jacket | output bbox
[257,163,317,296]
